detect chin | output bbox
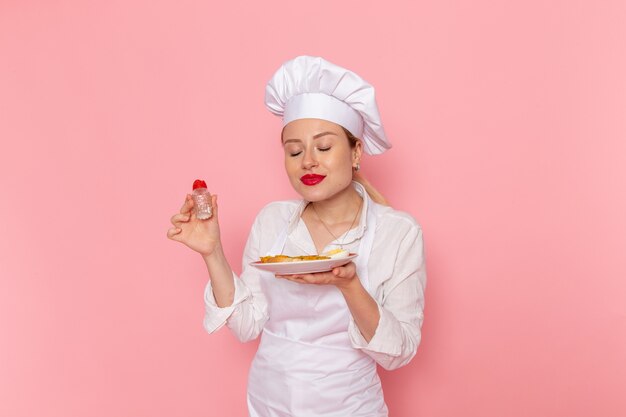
[294,187,327,202]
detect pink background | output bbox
[1,1,625,416]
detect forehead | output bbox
[282,118,344,139]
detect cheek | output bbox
[327,152,354,174]
[284,157,301,181]
[324,154,354,186]
[284,155,295,170]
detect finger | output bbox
[298,274,316,283]
[295,273,329,285]
[276,274,305,284]
[180,194,193,214]
[276,274,299,279]
[211,194,218,219]
[332,267,346,277]
[166,227,182,240]
[332,263,355,278]
[170,213,190,227]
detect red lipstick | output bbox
[300,174,326,186]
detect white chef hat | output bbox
[265,55,391,155]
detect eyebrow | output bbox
[283,131,338,144]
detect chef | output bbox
[167,55,427,417]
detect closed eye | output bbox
[289,151,302,157]
[318,147,331,152]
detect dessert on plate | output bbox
[259,248,350,263]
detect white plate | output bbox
[250,254,358,275]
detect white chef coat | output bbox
[204,182,426,413]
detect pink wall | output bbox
[1,1,625,416]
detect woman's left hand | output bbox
[276,262,359,290]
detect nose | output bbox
[301,149,318,170]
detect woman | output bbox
[167,56,426,417]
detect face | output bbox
[282,118,362,202]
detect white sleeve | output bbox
[348,225,426,370]
[203,213,269,343]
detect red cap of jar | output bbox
[192,179,207,190]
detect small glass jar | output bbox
[192,186,212,220]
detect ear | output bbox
[352,139,363,168]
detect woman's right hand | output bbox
[167,194,221,257]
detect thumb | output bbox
[332,262,356,278]
[332,266,347,278]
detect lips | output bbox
[300,174,326,186]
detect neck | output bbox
[309,183,362,225]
